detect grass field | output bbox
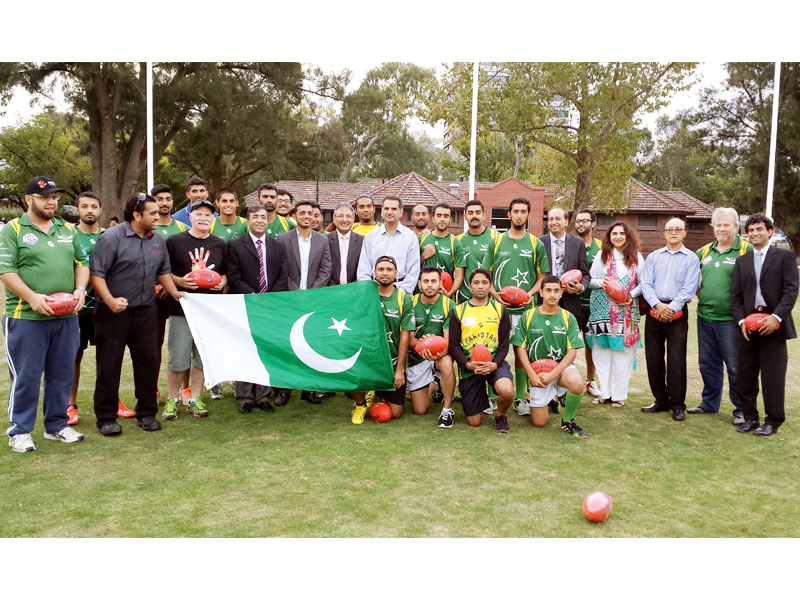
[1,297,799,538]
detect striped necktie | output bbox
[256,239,268,293]
[754,249,765,308]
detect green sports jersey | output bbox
[581,237,602,309]
[456,227,498,301]
[511,306,584,363]
[418,232,467,276]
[265,214,296,239]
[0,214,89,320]
[74,227,103,316]
[210,216,248,242]
[482,231,549,315]
[408,293,452,367]
[155,218,187,239]
[379,287,415,368]
[696,236,752,322]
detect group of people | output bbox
[1,174,797,454]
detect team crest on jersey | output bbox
[22,233,39,245]
[385,308,399,318]
[431,314,445,323]
[57,234,73,243]
[553,325,567,335]
[702,256,713,265]
[520,249,533,258]
[438,247,450,255]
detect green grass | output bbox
[1,297,799,537]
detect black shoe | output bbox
[641,403,669,413]
[274,392,289,406]
[239,401,254,414]
[753,424,775,436]
[561,419,588,439]
[687,406,707,414]
[315,392,332,401]
[557,393,566,407]
[256,401,275,413]
[431,378,444,404]
[671,409,686,421]
[136,416,161,431]
[302,391,322,404]
[737,420,760,433]
[548,399,560,414]
[99,422,122,436]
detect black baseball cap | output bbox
[25,177,64,196]
[191,199,216,212]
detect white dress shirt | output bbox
[249,232,268,290]
[296,229,312,290]
[338,230,351,285]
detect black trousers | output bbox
[93,303,159,426]
[737,331,787,428]
[645,309,689,411]
[235,381,271,407]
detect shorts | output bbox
[407,361,435,392]
[528,364,577,407]
[576,305,589,333]
[510,313,521,332]
[167,315,203,371]
[157,297,169,322]
[377,384,407,405]
[78,313,95,351]
[458,361,513,417]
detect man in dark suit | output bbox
[327,202,364,286]
[227,205,289,414]
[276,200,332,405]
[730,213,798,436]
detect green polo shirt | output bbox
[0,214,88,320]
[696,236,752,322]
[155,218,187,239]
[210,216,248,242]
[74,226,103,316]
[418,232,467,276]
[266,215,296,239]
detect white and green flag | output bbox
[181,281,395,392]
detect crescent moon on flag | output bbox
[290,312,362,373]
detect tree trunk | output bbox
[513,138,522,178]
[339,129,387,182]
[90,66,125,226]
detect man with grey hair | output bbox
[327,202,364,286]
[688,207,752,424]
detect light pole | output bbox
[303,140,320,202]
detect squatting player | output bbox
[512,275,588,438]
[407,266,456,427]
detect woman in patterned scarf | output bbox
[585,221,644,407]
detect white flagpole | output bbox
[467,62,479,232]
[765,61,781,220]
[146,62,154,194]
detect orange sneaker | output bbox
[179,387,192,407]
[117,401,135,418]
[67,405,79,425]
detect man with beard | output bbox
[351,195,380,236]
[456,200,498,304]
[210,188,248,242]
[276,189,296,219]
[411,204,431,236]
[418,202,466,299]
[259,185,296,239]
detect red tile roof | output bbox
[322,172,465,210]
[243,181,350,207]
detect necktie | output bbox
[754,250,764,308]
[554,238,564,276]
[256,239,268,293]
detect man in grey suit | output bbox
[276,200,332,405]
[327,202,364,286]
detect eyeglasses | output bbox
[31,194,60,202]
[575,218,592,224]
[665,228,685,234]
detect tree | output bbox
[360,131,442,180]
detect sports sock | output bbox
[514,367,528,400]
[562,391,582,423]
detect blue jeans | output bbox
[696,317,743,416]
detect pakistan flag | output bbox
[182,281,395,392]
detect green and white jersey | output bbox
[155,218,187,239]
[210,216,248,242]
[456,227,498,301]
[266,214,296,239]
[408,293,452,367]
[511,306,584,363]
[482,231,549,315]
[418,232,467,276]
[696,236,752,322]
[379,287,415,368]
[74,227,103,316]
[581,238,602,310]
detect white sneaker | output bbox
[483,398,498,415]
[210,384,224,400]
[586,381,601,397]
[44,426,85,443]
[516,399,531,416]
[9,433,36,452]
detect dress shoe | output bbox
[136,416,161,432]
[256,401,275,413]
[315,392,332,401]
[274,392,289,406]
[99,422,122,436]
[239,401,254,414]
[753,424,775,436]
[671,409,686,421]
[732,415,745,426]
[301,391,322,405]
[687,406,707,414]
[737,420,760,433]
[641,403,669,413]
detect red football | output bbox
[744,313,780,333]
[440,271,453,292]
[46,292,78,316]
[370,402,392,423]
[416,335,448,357]
[603,279,629,304]
[500,285,530,306]
[154,284,168,300]
[649,308,683,321]
[470,343,492,363]
[532,358,559,374]
[560,269,583,288]
[186,269,222,289]
[583,491,612,523]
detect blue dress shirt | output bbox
[640,244,701,313]
[357,222,421,295]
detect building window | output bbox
[597,213,615,228]
[452,210,460,225]
[323,211,333,223]
[491,207,511,231]
[638,214,658,228]
[688,220,705,231]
